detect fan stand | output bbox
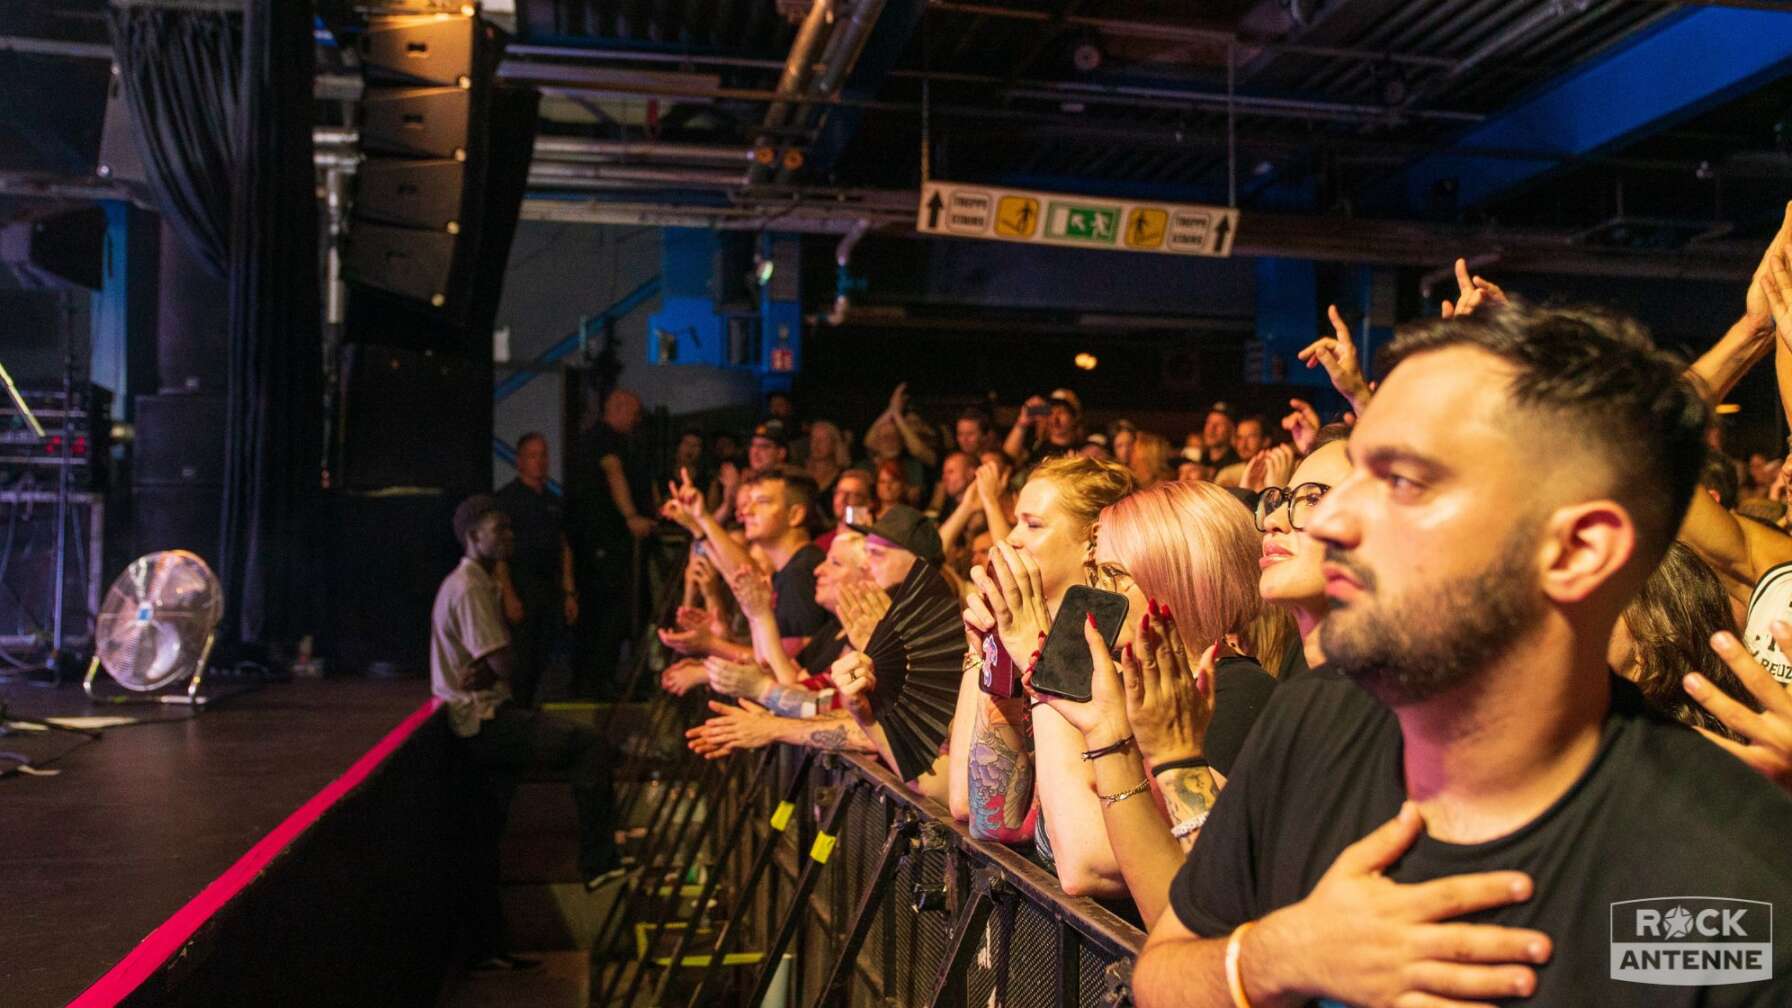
[81,630,219,708]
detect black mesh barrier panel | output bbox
[603,740,1144,1008]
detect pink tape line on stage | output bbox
[68,698,443,1008]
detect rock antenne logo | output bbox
[1611,898,1773,986]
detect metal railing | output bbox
[594,698,1146,1007]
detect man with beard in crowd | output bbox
[1134,303,1792,1007]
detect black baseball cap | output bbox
[750,418,788,445]
[847,504,943,563]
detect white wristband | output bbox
[1170,811,1210,841]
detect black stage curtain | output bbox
[111,0,321,646]
[107,6,238,277]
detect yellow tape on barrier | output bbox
[809,832,837,864]
[770,800,795,832]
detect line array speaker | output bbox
[343,13,537,333]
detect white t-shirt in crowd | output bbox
[1743,560,1792,686]
[430,557,512,737]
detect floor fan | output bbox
[83,550,223,707]
[861,560,966,781]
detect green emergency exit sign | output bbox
[1045,202,1119,245]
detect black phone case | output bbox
[1030,585,1130,703]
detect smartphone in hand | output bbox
[1029,585,1130,703]
[977,628,1021,697]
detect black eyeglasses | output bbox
[1254,482,1331,533]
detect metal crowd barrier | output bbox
[596,695,1147,1008]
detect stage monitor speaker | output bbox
[358,14,479,87]
[360,86,473,159]
[132,483,222,574]
[134,394,227,485]
[355,158,469,231]
[338,344,490,493]
[325,492,459,675]
[0,206,107,291]
[156,219,229,393]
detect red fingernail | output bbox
[1122,643,1134,661]
[1161,602,1174,620]
[1086,612,1097,628]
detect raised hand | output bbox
[1242,444,1297,494]
[1698,629,1792,796]
[1756,234,1792,356]
[660,657,709,696]
[969,542,1051,672]
[727,563,775,620]
[1027,611,1133,749]
[689,554,720,595]
[829,651,879,727]
[1745,201,1792,333]
[660,496,700,534]
[1296,306,1373,413]
[685,699,778,759]
[704,657,769,700]
[1280,398,1322,456]
[717,461,740,495]
[1245,803,1550,1005]
[1440,257,1509,319]
[1122,599,1216,767]
[974,459,1006,504]
[887,381,910,418]
[839,580,893,651]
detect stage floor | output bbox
[0,675,431,1007]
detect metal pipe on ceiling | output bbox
[925,1,1459,68]
[753,0,838,181]
[527,162,750,188]
[776,0,890,184]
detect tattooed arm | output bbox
[1157,766,1223,852]
[687,703,877,759]
[967,694,1036,843]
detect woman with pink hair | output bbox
[1028,480,1275,924]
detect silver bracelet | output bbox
[1171,811,1210,840]
[1099,777,1151,808]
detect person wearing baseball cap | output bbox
[1197,401,1240,469]
[1004,387,1087,469]
[847,504,943,590]
[748,419,789,471]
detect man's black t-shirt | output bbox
[495,479,564,590]
[570,424,654,550]
[772,543,830,639]
[1170,674,1792,1006]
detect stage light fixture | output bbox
[1074,352,1098,371]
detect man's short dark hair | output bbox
[957,407,991,432]
[1701,452,1740,510]
[453,494,501,546]
[1382,301,1709,567]
[744,466,822,534]
[516,431,547,453]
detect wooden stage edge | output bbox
[1,676,443,1008]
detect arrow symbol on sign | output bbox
[926,191,945,229]
[1213,215,1232,253]
[1016,204,1033,231]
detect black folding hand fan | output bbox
[862,560,967,781]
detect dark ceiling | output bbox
[497,0,1792,272]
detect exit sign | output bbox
[1046,202,1119,244]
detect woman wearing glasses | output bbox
[1255,424,1353,681]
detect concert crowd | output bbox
[431,217,1792,1001]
